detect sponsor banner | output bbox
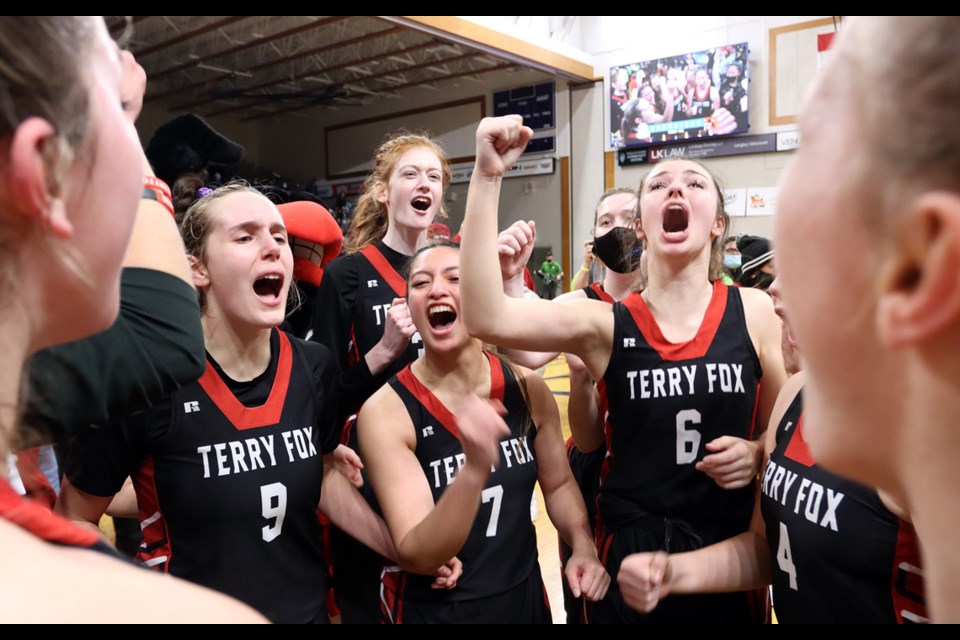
[618,133,778,166]
[746,186,778,216]
[776,130,801,151]
[449,158,555,185]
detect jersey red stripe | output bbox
[133,456,173,573]
[622,280,728,362]
[360,244,407,297]
[782,412,816,468]
[197,329,293,430]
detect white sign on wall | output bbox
[746,187,778,216]
[723,189,747,217]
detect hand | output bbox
[454,394,510,472]
[119,49,146,124]
[377,298,417,360]
[696,436,761,489]
[618,551,671,613]
[498,220,536,281]
[709,107,737,135]
[332,444,364,488]
[431,556,463,590]
[564,551,611,602]
[474,116,534,179]
[582,240,595,267]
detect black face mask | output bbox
[592,226,642,274]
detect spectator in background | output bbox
[537,250,563,299]
[737,235,775,292]
[721,235,741,284]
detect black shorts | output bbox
[593,521,770,624]
[382,566,552,624]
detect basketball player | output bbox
[358,242,609,623]
[309,132,451,622]
[617,276,928,623]
[57,185,406,623]
[459,116,786,623]
[0,18,264,622]
[774,16,960,621]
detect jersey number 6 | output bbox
[676,409,702,464]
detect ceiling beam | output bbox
[243,61,514,122]
[154,22,400,110]
[200,35,433,118]
[133,16,251,58]
[387,16,596,81]
[147,16,348,86]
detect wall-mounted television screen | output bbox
[609,42,749,150]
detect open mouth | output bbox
[253,273,283,300]
[663,204,689,233]
[411,196,431,212]
[428,304,457,331]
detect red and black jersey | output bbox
[65,330,341,624]
[597,281,760,539]
[380,352,539,620]
[761,388,928,623]
[311,241,422,418]
[582,282,614,303]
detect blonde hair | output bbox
[346,132,451,252]
[637,159,729,282]
[842,17,960,233]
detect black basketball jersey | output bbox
[688,87,715,117]
[761,388,928,623]
[583,282,614,303]
[66,330,341,623]
[597,281,760,540]
[312,241,422,419]
[382,352,539,610]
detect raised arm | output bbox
[526,371,610,602]
[460,117,612,377]
[358,387,508,574]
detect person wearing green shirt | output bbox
[538,251,563,299]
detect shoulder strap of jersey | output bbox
[483,350,506,403]
[395,366,460,439]
[586,282,614,303]
[360,244,406,297]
